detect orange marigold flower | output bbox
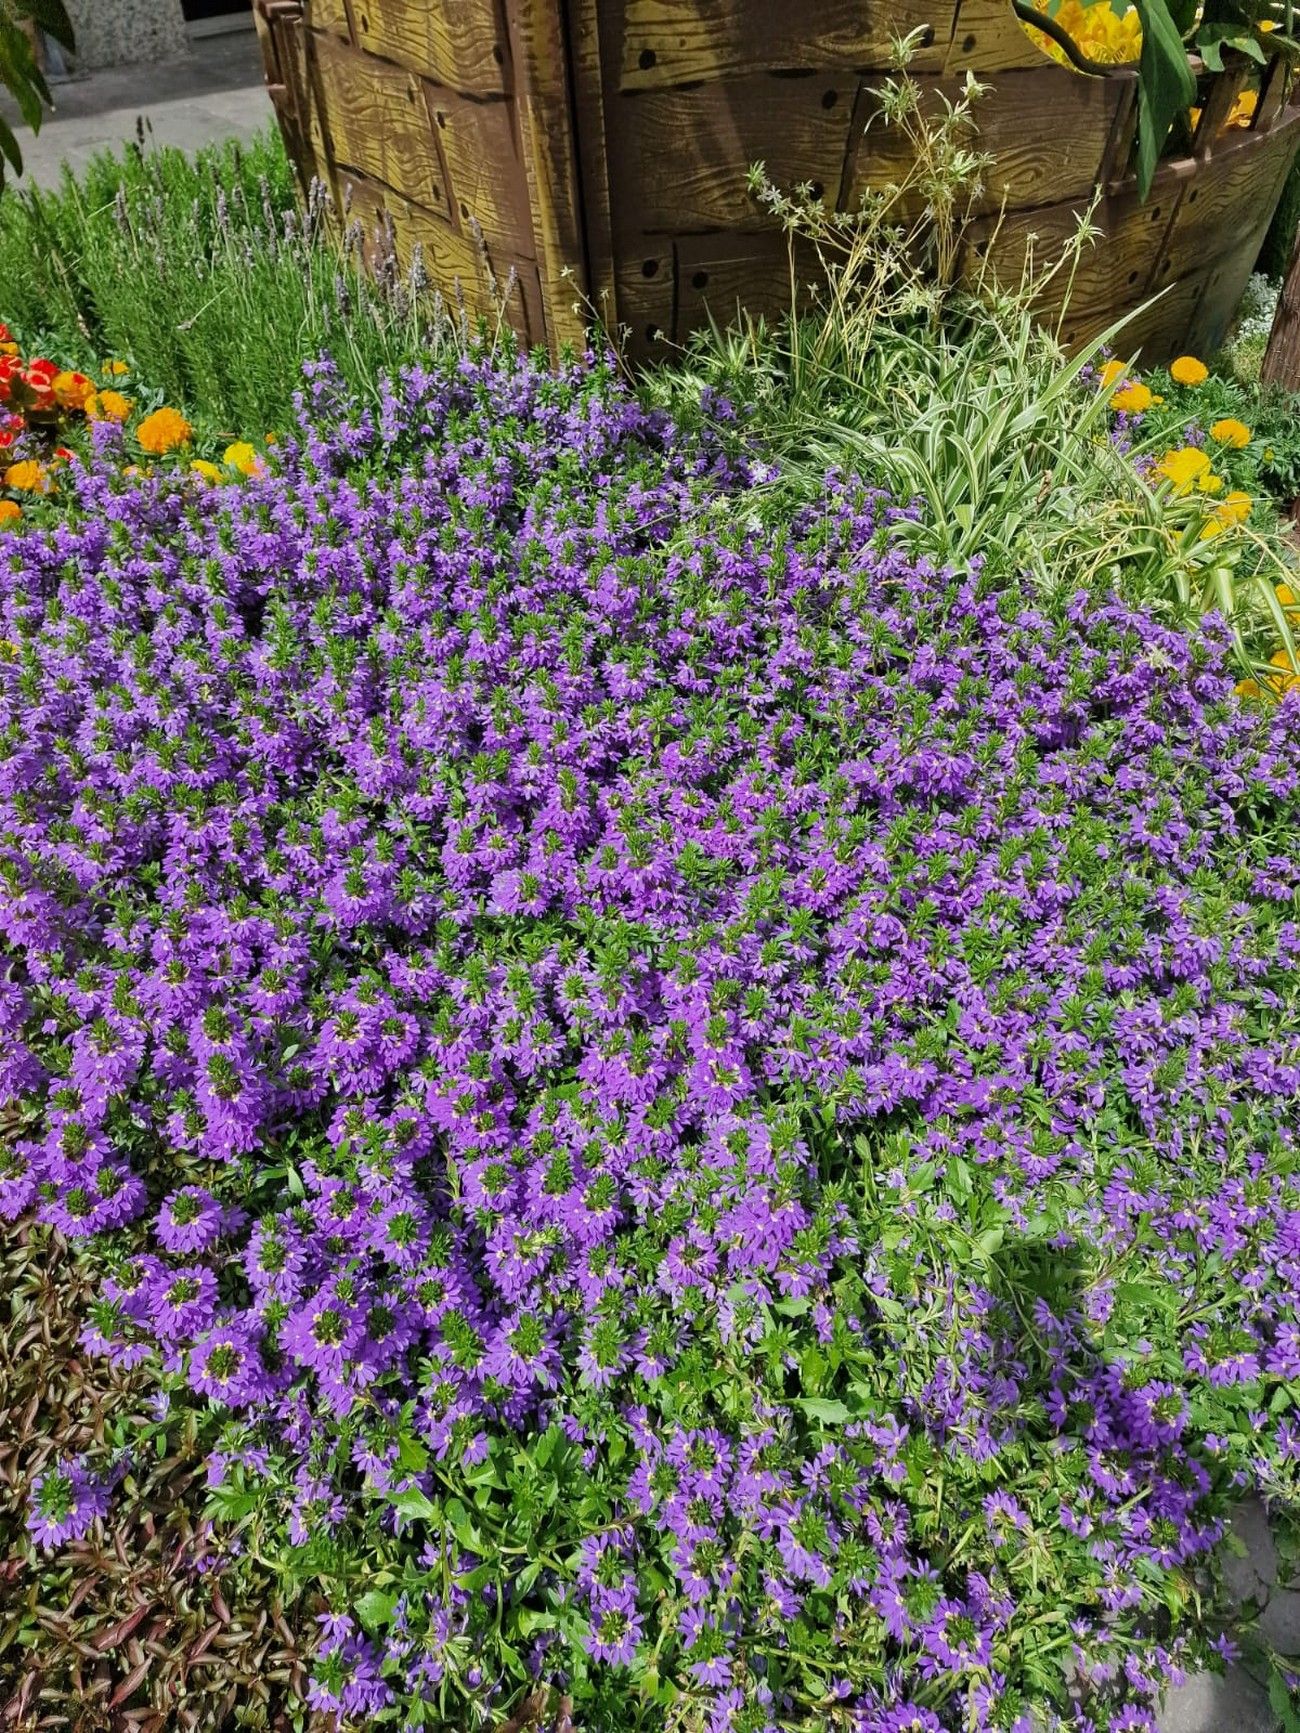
[1169,355,1208,386]
[86,389,134,423]
[137,407,193,455]
[3,459,49,494]
[1111,381,1157,414]
[1209,417,1250,448]
[53,370,94,412]
[0,500,21,528]
[1155,446,1212,494]
[1099,359,1128,391]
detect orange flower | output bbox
[136,407,193,455]
[223,441,264,477]
[1169,355,1208,386]
[1112,381,1158,414]
[86,389,133,423]
[0,499,21,527]
[53,370,94,412]
[1099,359,1128,391]
[1209,417,1250,448]
[3,459,49,493]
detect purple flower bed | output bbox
[2,352,1299,1732]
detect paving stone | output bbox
[1156,1663,1280,1733]
[1260,1589,1300,1658]
[1223,1497,1281,1608]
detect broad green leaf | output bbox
[1132,0,1197,198]
[796,1397,851,1424]
[354,1590,398,1631]
[388,1487,436,1521]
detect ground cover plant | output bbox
[1,346,1300,1733]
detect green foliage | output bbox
[0,0,72,193]
[1131,0,1197,196]
[0,129,458,435]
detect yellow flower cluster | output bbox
[137,407,193,455]
[1029,0,1142,65]
[1156,445,1223,495]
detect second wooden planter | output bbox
[254,0,1300,363]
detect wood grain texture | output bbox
[945,0,1058,73]
[616,0,947,89]
[337,167,544,343]
[607,74,857,237]
[422,84,536,257]
[306,0,353,45]
[351,0,511,93]
[1155,117,1300,284]
[504,0,590,347]
[313,32,450,216]
[962,179,1167,333]
[847,65,1123,216]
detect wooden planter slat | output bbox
[613,0,948,88]
[347,0,512,91]
[255,0,1300,365]
[848,67,1128,217]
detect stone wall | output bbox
[64,0,189,70]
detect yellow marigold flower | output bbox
[1209,417,1251,448]
[0,500,21,528]
[1235,677,1263,699]
[1216,490,1252,524]
[1277,582,1298,610]
[1099,359,1128,391]
[86,389,133,423]
[1169,355,1208,386]
[52,370,94,412]
[223,440,263,477]
[1199,470,1224,495]
[3,459,49,494]
[1112,381,1156,413]
[102,359,131,377]
[1269,650,1300,690]
[191,459,223,483]
[1155,446,1212,493]
[1198,519,1225,541]
[137,407,193,455]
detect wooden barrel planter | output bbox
[253,0,1300,364]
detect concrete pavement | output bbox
[0,29,273,189]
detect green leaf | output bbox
[1131,0,1197,199]
[18,0,76,53]
[388,1487,436,1521]
[1197,23,1268,66]
[354,1590,397,1631]
[0,97,25,185]
[796,1397,851,1424]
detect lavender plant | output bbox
[2,351,1299,1732]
